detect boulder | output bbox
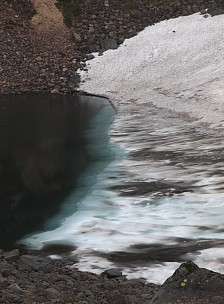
[101,268,123,279]
[4,249,20,262]
[150,261,224,304]
[100,38,118,51]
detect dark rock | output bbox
[79,44,90,53]
[69,72,80,89]
[165,261,199,284]
[2,292,22,303]
[4,248,20,262]
[89,44,97,53]
[0,277,8,288]
[72,31,82,43]
[51,88,61,94]
[51,84,62,94]
[150,262,224,304]
[105,291,126,304]
[118,37,125,44]
[8,282,25,294]
[207,8,224,16]
[45,287,62,299]
[200,9,208,15]
[104,279,118,290]
[86,54,95,60]
[125,295,139,304]
[88,25,95,34]
[0,262,15,276]
[101,268,123,279]
[101,38,118,50]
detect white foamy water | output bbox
[22,13,224,284]
[21,103,224,284]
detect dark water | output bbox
[0,93,111,248]
[10,100,224,283]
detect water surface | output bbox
[0,93,113,248]
[21,102,224,284]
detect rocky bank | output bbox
[1,249,224,304]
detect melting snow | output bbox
[79,13,224,128]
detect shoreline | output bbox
[1,248,224,303]
[1,1,224,303]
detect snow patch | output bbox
[79,13,224,128]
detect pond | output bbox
[1,93,224,284]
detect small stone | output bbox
[101,268,123,279]
[72,31,82,43]
[35,56,42,61]
[45,287,61,299]
[51,88,61,94]
[0,263,15,276]
[86,54,94,60]
[101,38,118,50]
[88,25,95,34]
[9,283,25,294]
[0,277,9,288]
[79,45,90,53]
[4,249,20,262]
[200,9,207,15]
[89,45,97,53]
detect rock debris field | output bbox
[1,248,224,304]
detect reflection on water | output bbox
[0,93,110,248]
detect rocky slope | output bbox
[0,249,159,304]
[0,0,224,94]
[0,0,75,94]
[1,249,224,304]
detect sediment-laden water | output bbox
[18,100,224,284]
